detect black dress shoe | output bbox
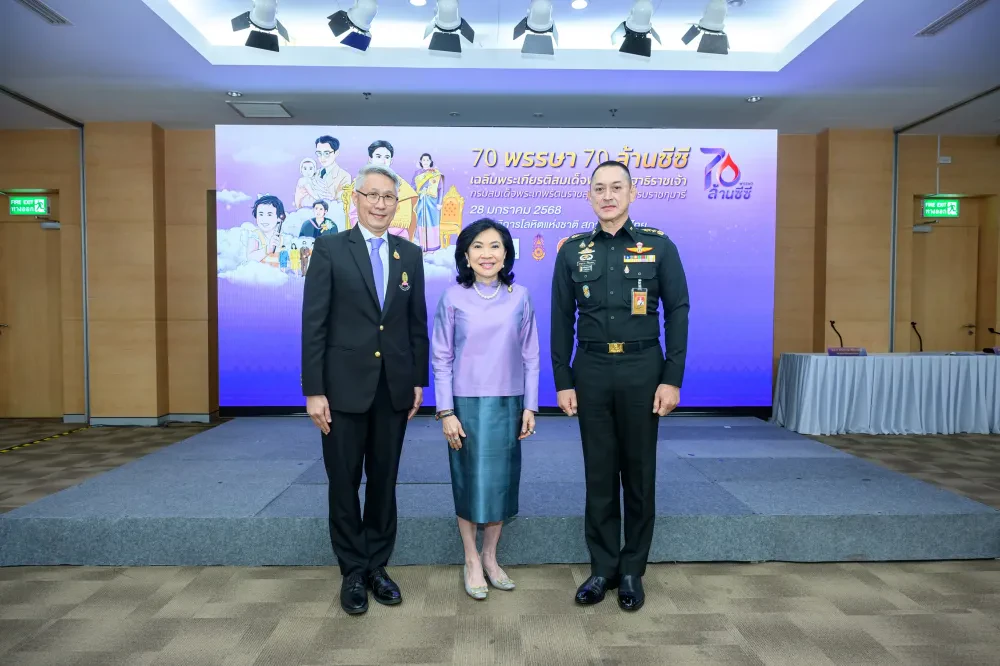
[341,572,368,615]
[574,575,619,605]
[617,574,644,612]
[368,566,402,606]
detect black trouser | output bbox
[573,343,663,577]
[323,365,408,576]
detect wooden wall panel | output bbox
[164,129,216,416]
[84,123,168,419]
[812,131,830,350]
[0,129,83,416]
[894,135,938,350]
[773,134,817,374]
[817,130,894,351]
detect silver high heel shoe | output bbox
[463,565,488,600]
[482,558,516,591]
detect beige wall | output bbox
[894,135,1000,351]
[2,126,996,418]
[0,129,84,416]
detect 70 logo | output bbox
[701,148,742,190]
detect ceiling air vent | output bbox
[12,0,72,25]
[227,101,292,119]
[916,0,991,36]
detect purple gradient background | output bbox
[216,125,776,409]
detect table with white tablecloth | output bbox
[772,352,1000,435]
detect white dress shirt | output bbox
[357,223,390,302]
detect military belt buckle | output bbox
[608,342,624,354]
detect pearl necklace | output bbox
[472,281,502,300]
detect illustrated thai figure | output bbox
[413,152,444,252]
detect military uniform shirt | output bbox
[550,218,690,392]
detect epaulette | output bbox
[636,226,665,236]
[566,232,589,241]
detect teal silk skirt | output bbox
[450,396,523,524]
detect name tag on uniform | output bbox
[631,288,648,315]
[624,255,655,263]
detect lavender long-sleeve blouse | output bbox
[431,282,540,412]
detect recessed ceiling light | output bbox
[410,0,427,5]
[449,111,460,117]
[533,113,544,118]
[746,96,761,103]
[571,0,589,8]
[227,91,243,97]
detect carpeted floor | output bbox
[1,418,999,665]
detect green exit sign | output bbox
[923,199,960,218]
[9,196,49,216]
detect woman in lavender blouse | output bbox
[431,218,540,600]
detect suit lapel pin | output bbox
[400,271,410,291]
[393,249,400,260]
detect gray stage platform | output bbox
[2,416,998,566]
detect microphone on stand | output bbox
[988,328,1000,353]
[911,321,923,352]
[829,320,843,347]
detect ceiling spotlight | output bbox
[513,0,558,56]
[425,0,475,54]
[227,91,243,97]
[231,0,290,52]
[571,0,588,8]
[328,0,377,52]
[681,0,729,55]
[410,0,427,5]
[746,95,761,103]
[612,0,661,58]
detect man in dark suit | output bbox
[302,164,429,615]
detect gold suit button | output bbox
[379,325,384,331]
[375,351,381,358]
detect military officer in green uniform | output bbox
[551,160,690,612]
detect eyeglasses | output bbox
[356,190,398,206]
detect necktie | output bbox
[369,237,385,308]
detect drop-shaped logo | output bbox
[718,153,741,187]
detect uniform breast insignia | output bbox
[577,243,596,271]
[582,285,591,298]
[393,249,400,260]
[626,241,652,254]
[400,271,410,291]
[624,255,655,263]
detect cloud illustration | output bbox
[217,189,251,205]
[219,260,291,287]
[422,246,457,281]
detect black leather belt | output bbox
[578,339,659,354]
